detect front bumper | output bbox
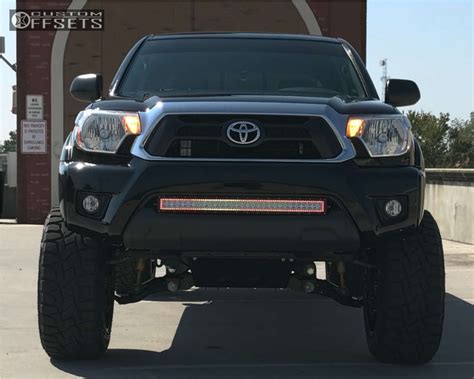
[60,158,425,256]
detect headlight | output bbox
[346,115,412,157]
[74,110,141,153]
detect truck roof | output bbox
[147,32,342,44]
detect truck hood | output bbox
[90,94,399,115]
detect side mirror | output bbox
[385,79,420,107]
[70,73,103,102]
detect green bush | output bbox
[407,111,473,168]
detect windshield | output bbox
[118,37,367,100]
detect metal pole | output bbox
[379,58,388,100]
[0,55,16,72]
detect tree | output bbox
[447,113,474,168]
[0,131,17,153]
[407,111,450,168]
[406,111,473,168]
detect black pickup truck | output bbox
[38,33,444,364]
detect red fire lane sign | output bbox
[21,120,47,154]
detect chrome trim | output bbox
[132,111,355,163]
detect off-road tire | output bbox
[364,210,445,364]
[38,208,114,360]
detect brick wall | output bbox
[309,1,367,62]
[16,0,70,224]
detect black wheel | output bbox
[364,210,445,364]
[37,209,114,360]
[114,258,156,295]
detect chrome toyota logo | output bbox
[226,121,261,145]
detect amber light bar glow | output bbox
[159,198,326,214]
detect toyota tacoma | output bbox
[37,33,444,363]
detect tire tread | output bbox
[366,210,445,364]
[38,208,113,360]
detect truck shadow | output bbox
[52,291,474,378]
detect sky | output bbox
[0,0,473,143]
[367,0,473,119]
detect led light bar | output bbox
[159,198,326,214]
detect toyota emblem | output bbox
[226,121,261,145]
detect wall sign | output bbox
[21,120,47,154]
[26,94,43,120]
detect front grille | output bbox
[145,114,342,160]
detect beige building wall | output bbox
[425,182,474,244]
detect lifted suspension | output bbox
[115,273,362,307]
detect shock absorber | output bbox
[337,261,346,289]
[135,258,145,286]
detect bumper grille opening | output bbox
[167,140,321,159]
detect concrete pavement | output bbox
[0,225,473,378]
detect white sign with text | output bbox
[26,94,43,120]
[21,120,47,154]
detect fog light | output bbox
[82,195,100,213]
[385,199,402,217]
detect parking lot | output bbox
[0,224,473,378]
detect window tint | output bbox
[118,38,366,99]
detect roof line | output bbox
[147,32,340,43]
